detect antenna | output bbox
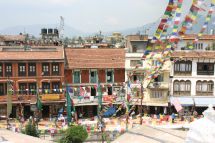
[59,16,64,39]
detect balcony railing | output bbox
[197,71,214,75]
[174,71,192,76]
[196,91,214,96]
[173,91,191,96]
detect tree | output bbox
[22,119,39,137]
[59,125,88,143]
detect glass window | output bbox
[29,83,37,95]
[130,60,142,67]
[5,63,12,76]
[152,90,163,98]
[42,63,49,76]
[106,70,113,83]
[90,70,97,83]
[18,63,26,76]
[42,82,50,94]
[52,82,60,93]
[52,63,59,75]
[19,83,27,95]
[0,64,2,77]
[28,63,36,76]
[73,71,80,83]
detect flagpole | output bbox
[66,83,72,125]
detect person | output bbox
[193,110,198,118]
[171,113,175,123]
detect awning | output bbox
[170,97,194,106]
[194,97,215,107]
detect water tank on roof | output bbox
[48,28,53,34]
[41,28,47,34]
[54,29,59,35]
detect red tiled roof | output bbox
[65,48,125,69]
[181,34,215,40]
[172,51,215,59]
[0,46,64,61]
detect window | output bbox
[52,82,60,93]
[73,71,80,83]
[0,64,2,77]
[151,90,163,98]
[42,82,50,94]
[52,63,59,75]
[196,80,214,96]
[0,83,4,96]
[5,63,12,76]
[106,70,114,83]
[90,70,97,83]
[173,80,191,96]
[28,63,36,76]
[154,74,164,82]
[194,43,203,50]
[132,45,137,52]
[130,60,142,67]
[174,61,192,74]
[29,83,36,95]
[42,63,49,76]
[19,83,27,95]
[18,63,26,76]
[197,63,214,75]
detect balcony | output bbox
[174,71,192,76]
[196,91,214,96]
[197,71,214,76]
[173,91,191,96]
[148,82,169,89]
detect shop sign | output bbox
[41,94,60,101]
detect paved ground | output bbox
[0,129,53,143]
[113,125,187,143]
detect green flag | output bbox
[66,85,72,124]
[37,92,42,111]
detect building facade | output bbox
[64,48,125,118]
[125,35,170,115]
[0,46,65,119]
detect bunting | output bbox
[153,0,176,40]
[178,0,203,36]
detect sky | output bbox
[0,0,193,33]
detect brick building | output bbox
[64,48,125,118]
[0,46,65,119]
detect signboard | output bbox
[41,94,60,101]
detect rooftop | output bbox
[172,51,215,59]
[65,48,125,69]
[0,46,64,61]
[0,35,25,42]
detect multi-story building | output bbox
[64,48,125,118]
[0,46,65,119]
[125,35,170,115]
[170,35,215,113]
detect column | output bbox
[191,79,196,96]
[192,61,197,77]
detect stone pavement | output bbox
[0,129,53,143]
[113,125,187,143]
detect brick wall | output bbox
[64,69,72,84]
[114,69,125,82]
[98,69,106,83]
[81,70,89,83]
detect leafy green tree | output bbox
[59,125,88,143]
[22,119,39,137]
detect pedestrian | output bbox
[171,113,175,123]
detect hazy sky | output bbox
[0,0,193,33]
